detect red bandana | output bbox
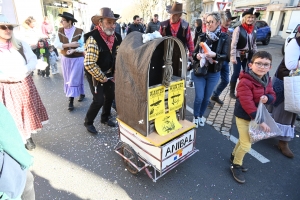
[0,41,12,52]
[221,26,228,33]
[96,25,115,51]
[242,23,254,34]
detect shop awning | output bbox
[234,7,267,12]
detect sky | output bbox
[87,0,134,15]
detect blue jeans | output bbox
[230,57,247,83]
[192,71,220,117]
[213,61,229,97]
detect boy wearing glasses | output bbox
[230,51,276,183]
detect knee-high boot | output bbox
[278,140,294,158]
[68,97,74,111]
[230,82,237,99]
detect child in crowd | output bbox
[35,39,50,78]
[49,45,59,74]
[230,51,276,183]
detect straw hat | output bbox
[0,14,19,27]
[91,7,120,25]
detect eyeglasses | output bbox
[205,21,215,25]
[0,25,14,31]
[254,62,271,69]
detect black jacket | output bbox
[193,32,230,73]
[127,24,145,34]
[146,21,160,33]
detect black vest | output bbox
[160,19,188,48]
[236,25,257,50]
[84,30,122,74]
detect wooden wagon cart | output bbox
[114,32,198,182]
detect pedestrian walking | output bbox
[210,11,238,105]
[127,15,144,34]
[35,39,50,78]
[230,7,259,99]
[0,14,49,150]
[191,11,230,127]
[49,45,59,74]
[188,18,203,88]
[193,19,202,47]
[84,7,122,134]
[267,27,300,158]
[146,14,160,33]
[230,51,275,183]
[54,12,85,111]
[159,2,194,61]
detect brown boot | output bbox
[278,140,294,158]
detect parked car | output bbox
[281,24,300,55]
[229,20,272,45]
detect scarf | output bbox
[221,26,228,33]
[206,26,221,41]
[170,19,181,37]
[249,69,269,87]
[97,25,115,51]
[242,23,254,34]
[0,41,12,52]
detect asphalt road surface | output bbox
[30,37,300,200]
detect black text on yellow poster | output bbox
[155,111,182,136]
[148,86,165,120]
[168,80,184,112]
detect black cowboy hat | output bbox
[58,12,77,22]
[91,7,120,25]
[242,7,260,18]
[225,11,238,20]
[166,2,186,15]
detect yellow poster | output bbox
[155,111,182,136]
[148,86,165,120]
[168,80,184,112]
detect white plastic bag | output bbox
[284,76,300,114]
[36,59,48,70]
[249,100,282,143]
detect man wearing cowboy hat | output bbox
[159,1,194,60]
[210,11,238,106]
[83,7,122,134]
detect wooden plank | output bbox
[147,120,196,146]
[117,119,195,147]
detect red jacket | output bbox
[234,71,276,121]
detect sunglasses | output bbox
[0,25,14,31]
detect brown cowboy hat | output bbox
[166,2,186,15]
[91,7,120,25]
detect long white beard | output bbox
[101,26,114,36]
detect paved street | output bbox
[30,37,300,200]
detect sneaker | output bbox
[188,81,193,87]
[211,96,224,105]
[230,154,248,172]
[193,117,199,128]
[25,137,36,151]
[231,164,245,183]
[45,76,50,78]
[52,72,57,75]
[199,116,206,127]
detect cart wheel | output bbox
[121,143,139,174]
